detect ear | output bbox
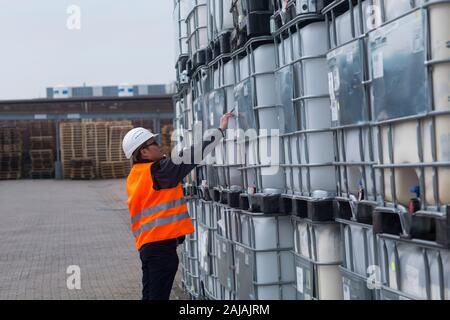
[140,148,147,158]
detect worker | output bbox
[122,112,233,300]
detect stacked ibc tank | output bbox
[173,0,450,300]
[369,0,450,300]
[324,0,379,300]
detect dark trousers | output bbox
[139,237,184,300]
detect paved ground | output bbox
[0,179,188,300]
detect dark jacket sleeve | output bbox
[151,128,225,190]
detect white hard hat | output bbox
[122,127,159,159]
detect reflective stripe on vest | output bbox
[132,211,190,237]
[126,162,194,250]
[130,198,187,224]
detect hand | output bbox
[219,112,234,131]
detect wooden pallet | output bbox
[60,122,83,176]
[0,127,23,153]
[30,136,55,150]
[29,149,54,160]
[30,120,54,137]
[30,170,54,179]
[70,158,95,168]
[108,125,133,162]
[0,171,22,180]
[100,160,131,179]
[30,159,54,171]
[0,152,22,171]
[59,121,134,179]
[160,124,174,156]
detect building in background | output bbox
[47,83,176,99]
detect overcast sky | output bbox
[0,0,175,100]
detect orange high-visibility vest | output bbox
[126,162,194,251]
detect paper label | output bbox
[296,267,304,294]
[331,100,339,122]
[372,50,384,79]
[210,112,214,126]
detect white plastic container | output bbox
[174,0,190,61]
[212,0,234,34]
[378,0,424,23]
[294,220,343,300]
[186,0,208,56]
[337,128,378,198]
[378,237,450,300]
[294,22,336,195]
[370,4,450,207]
[236,213,295,299]
[335,1,370,47]
[343,224,376,277]
[252,44,280,130]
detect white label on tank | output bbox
[343,283,351,300]
[296,267,304,294]
[210,112,214,126]
[372,50,384,79]
[243,83,249,97]
[244,253,249,266]
[331,100,339,122]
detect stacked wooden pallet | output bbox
[0,152,22,180]
[29,149,54,179]
[30,120,54,137]
[29,133,56,179]
[160,124,174,156]
[30,136,54,150]
[60,122,83,179]
[0,128,23,180]
[100,160,131,179]
[59,120,133,180]
[70,158,95,180]
[82,122,108,177]
[108,125,133,162]
[0,127,23,153]
[98,124,133,179]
